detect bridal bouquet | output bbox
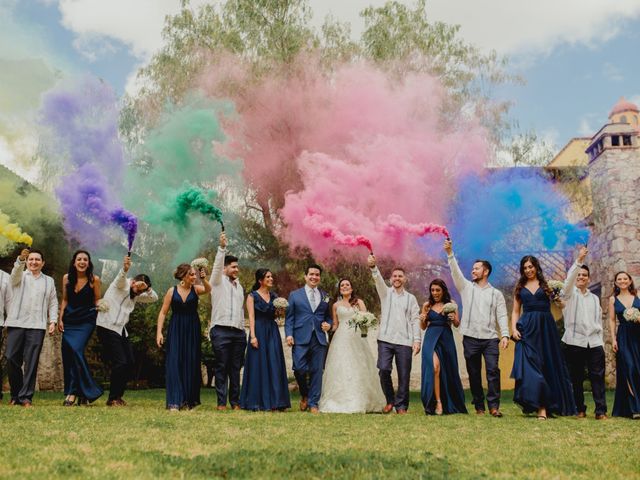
[273,297,289,319]
[548,280,565,300]
[348,311,378,337]
[95,299,110,313]
[191,257,209,270]
[623,307,640,323]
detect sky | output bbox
[2,0,640,179]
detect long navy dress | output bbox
[240,291,291,411]
[62,281,104,402]
[165,286,201,410]
[420,309,467,414]
[612,296,640,417]
[511,287,576,415]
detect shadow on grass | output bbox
[138,448,474,479]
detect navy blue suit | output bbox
[285,287,332,408]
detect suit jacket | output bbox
[285,287,332,346]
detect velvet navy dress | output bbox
[511,287,576,416]
[165,286,201,409]
[420,309,467,414]
[612,296,640,417]
[240,291,291,411]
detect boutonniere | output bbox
[323,295,330,303]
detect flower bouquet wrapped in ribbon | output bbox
[348,310,378,337]
[273,297,289,320]
[547,280,565,300]
[623,307,640,323]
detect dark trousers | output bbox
[5,327,45,404]
[292,334,327,408]
[97,326,135,401]
[463,336,500,411]
[377,340,412,411]
[563,343,607,415]
[210,325,247,407]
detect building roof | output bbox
[609,96,639,117]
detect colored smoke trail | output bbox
[379,214,450,240]
[303,213,373,253]
[0,209,33,246]
[164,185,225,231]
[39,76,137,249]
[447,169,590,284]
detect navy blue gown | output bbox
[240,291,291,411]
[62,281,104,402]
[511,287,576,415]
[420,309,467,414]
[165,287,201,409]
[612,296,640,417]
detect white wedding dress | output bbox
[319,306,386,413]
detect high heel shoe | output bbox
[62,396,75,407]
[435,400,443,416]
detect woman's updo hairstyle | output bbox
[173,263,192,281]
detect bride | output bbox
[319,278,386,413]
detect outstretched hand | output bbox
[123,255,131,273]
[444,239,453,255]
[577,246,588,264]
[367,254,376,269]
[19,248,30,261]
[219,232,228,249]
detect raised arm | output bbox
[368,254,388,302]
[608,296,618,353]
[564,246,588,300]
[156,288,173,348]
[445,240,469,293]
[209,233,227,287]
[115,255,131,290]
[10,250,28,287]
[195,267,212,295]
[136,287,159,304]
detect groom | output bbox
[285,264,332,414]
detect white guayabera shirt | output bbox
[209,247,245,331]
[0,269,11,323]
[561,261,603,348]
[447,254,509,340]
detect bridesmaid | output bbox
[156,263,210,411]
[419,279,467,415]
[609,271,640,419]
[59,250,104,406]
[240,269,291,411]
[510,255,576,419]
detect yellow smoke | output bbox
[0,209,33,246]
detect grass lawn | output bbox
[0,389,638,479]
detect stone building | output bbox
[548,97,640,385]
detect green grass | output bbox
[0,389,638,479]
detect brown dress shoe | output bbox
[299,397,309,412]
[232,405,241,411]
[22,401,33,408]
[396,409,407,415]
[475,409,486,415]
[595,414,608,420]
[309,407,320,414]
[217,405,227,411]
[383,404,394,414]
[489,408,503,418]
[576,412,587,419]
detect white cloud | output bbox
[578,113,598,137]
[603,62,624,82]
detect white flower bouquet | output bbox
[348,310,378,337]
[273,297,289,319]
[548,280,565,299]
[191,257,209,270]
[623,307,640,323]
[96,299,110,313]
[442,303,457,314]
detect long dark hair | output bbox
[67,250,94,289]
[428,279,452,305]
[252,268,272,291]
[514,255,552,300]
[337,278,359,307]
[613,271,637,296]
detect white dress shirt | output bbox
[447,254,509,340]
[561,261,603,348]
[304,285,321,312]
[96,269,158,336]
[209,247,245,331]
[0,270,11,323]
[371,267,421,347]
[4,258,58,330]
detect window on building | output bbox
[634,115,638,125]
[621,115,628,124]
[611,135,620,146]
[623,135,632,146]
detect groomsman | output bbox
[96,255,158,406]
[209,232,247,410]
[368,254,421,414]
[444,239,509,417]
[4,249,58,407]
[561,246,607,420]
[0,266,11,401]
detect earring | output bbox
[180,280,186,287]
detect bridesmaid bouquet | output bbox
[442,302,457,321]
[95,299,110,313]
[548,280,565,299]
[623,307,640,323]
[273,297,289,320]
[348,311,378,337]
[191,258,209,270]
